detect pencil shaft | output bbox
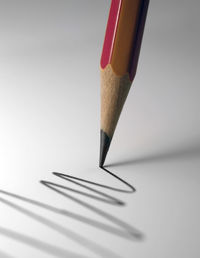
[99,0,149,166]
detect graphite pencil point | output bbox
[99,130,111,167]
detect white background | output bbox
[0,1,199,257]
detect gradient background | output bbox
[0,0,200,257]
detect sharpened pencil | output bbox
[99,0,149,167]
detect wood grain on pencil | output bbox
[101,64,131,138]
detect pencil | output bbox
[99,0,149,167]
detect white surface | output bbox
[0,1,200,257]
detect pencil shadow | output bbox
[0,193,119,258]
[0,249,14,258]
[0,226,87,258]
[0,167,143,258]
[47,168,135,206]
[40,168,141,240]
[106,139,200,168]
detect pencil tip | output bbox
[99,130,111,167]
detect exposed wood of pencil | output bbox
[100,64,131,139]
[99,0,149,167]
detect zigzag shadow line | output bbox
[40,167,141,240]
[0,167,143,258]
